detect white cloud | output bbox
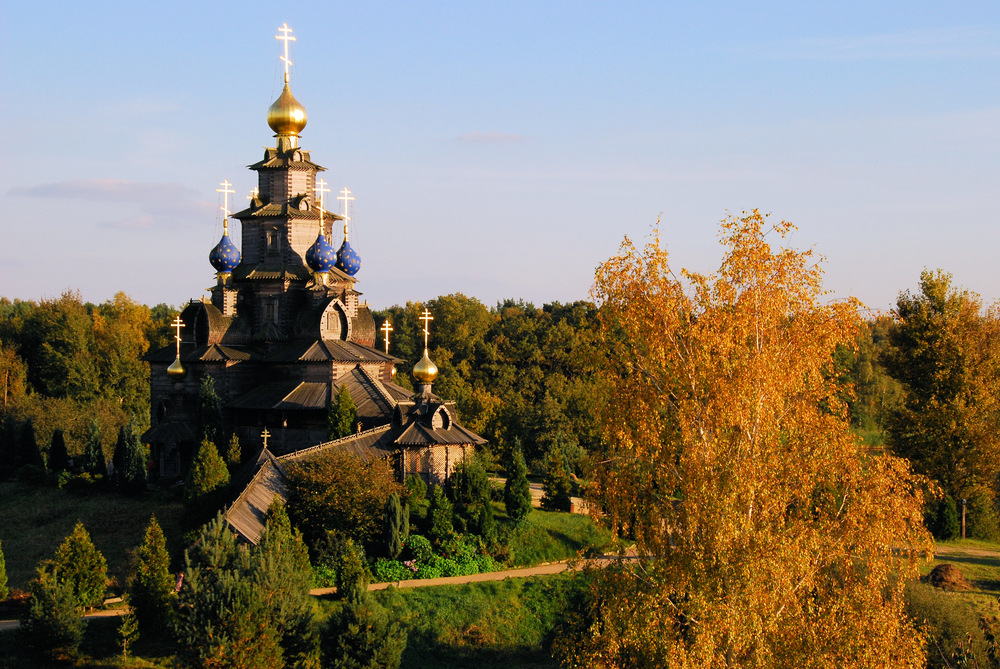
[9,179,213,223]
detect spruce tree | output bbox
[321,588,406,669]
[113,416,147,494]
[84,419,105,477]
[129,515,173,632]
[53,521,107,608]
[184,439,230,508]
[19,417,44,470]
[21,563,84,661]
[225,433,242,467]
[196,374,225,448]
[328,384,358,440]
[0,538,8,600]
[428,486,455,543]
[504,445,533,525]
[541,449,572,512]
[49,428,69,474]
[384,493,405,559]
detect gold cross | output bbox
[216,179,235,220]
[419,308,433,348]
[380,320,393,354]
[261,427,271,448]
[338,187,354,240]
[275,23,296,83]
[170,316,184,355]
[248,185,259,201]
[315,178,330,228]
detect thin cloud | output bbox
[9,179,213,223]
[456,131,529,144]
[760,27,1000,61]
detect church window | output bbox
[266,230,281,254]
[265,300,276,322]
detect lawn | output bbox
[369,572,585,668]
[0,481,185,593]
[504,508,613,567]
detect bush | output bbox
[906,580,992,668]
[405,535,434,564]
[931,495,960,540]
[0,538,8,600]
[428,486,455,543]
[966,488,1000,541]
[20,563,85,661]
[53,520,107,608]
[372,559,414,583]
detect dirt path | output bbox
[0,554,637,630]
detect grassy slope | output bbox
[0,481,185,592]
[371,573,585,669]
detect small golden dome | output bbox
[412,348,438,384]
[267,82,307,136]
[167,355,187,380]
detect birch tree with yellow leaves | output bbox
[555,211,931,668]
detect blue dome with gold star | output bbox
[306,233,337,273]
[209,232,241,273]
[336,240,362,276]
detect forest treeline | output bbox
[1,273,999,538]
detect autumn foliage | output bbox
[557,212,932,668]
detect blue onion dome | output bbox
[209,231,241,273]
[336,240,362,276]
[306,233,337,273]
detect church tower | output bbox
[144,24,409,477]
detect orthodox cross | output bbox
[314,178,330,229]
[338,187,354,239]
[170,316,184,355]
[380,320,393,354]
[217,179,235,232]
[419,308,433,348]
[261,427,271,449]
[248,185,259,201]
[275,23,295,82]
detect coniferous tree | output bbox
[428,486,455,543]
[129,515,173,632]
[384,493,405,559]
[184,439,230,508]
[328,384,358,440]
[225,433,242,467]
[84,418,106,477]
[113,416,147,493]
[321,586,406,669]
[504,444,533,525]
[19,417,44,470]
[196,374,224,448]
[53,520,107,608]
[21,563,85,661]
[541,447,572,512]
[932,495,961,540]
[0,538,8,600]
[49,428,69,474]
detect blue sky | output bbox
[2,2,999,312]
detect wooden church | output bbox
[142,25,484,507]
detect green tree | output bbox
[555,212,931,667]
[404,475,429,529]
[49,427,69,474]
[172,515,284,668]
[118,599,140,662]
[285,450,402,550]
[113,416,147,493]
[428,486,455,543]
[451,455,495,539]
[19,417,43,470]
[226,432,242,467]
[931,495,961,541]
[383,493,405,559]
[196,374,225,448]
[53,521,107,608]
[883,269,1000,503]
[129,515,174,632]
[83,418,106,477]
[20,563,85,662]
[0,538,8,600]
[184,438,230,508]
[540,447,572,512]
[328,383,358,440]
[504,444,532,525]
[320,587,406,669]
[93,292,153,418]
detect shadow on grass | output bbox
[401,627,557,669]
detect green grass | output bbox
[368,573,586,669]
[0,481,185,593]
[0,617,178,668]
[505,508,613,567]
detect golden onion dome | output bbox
[412,348,438,384]
[267,82,307,136]
[167,355,187,380]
